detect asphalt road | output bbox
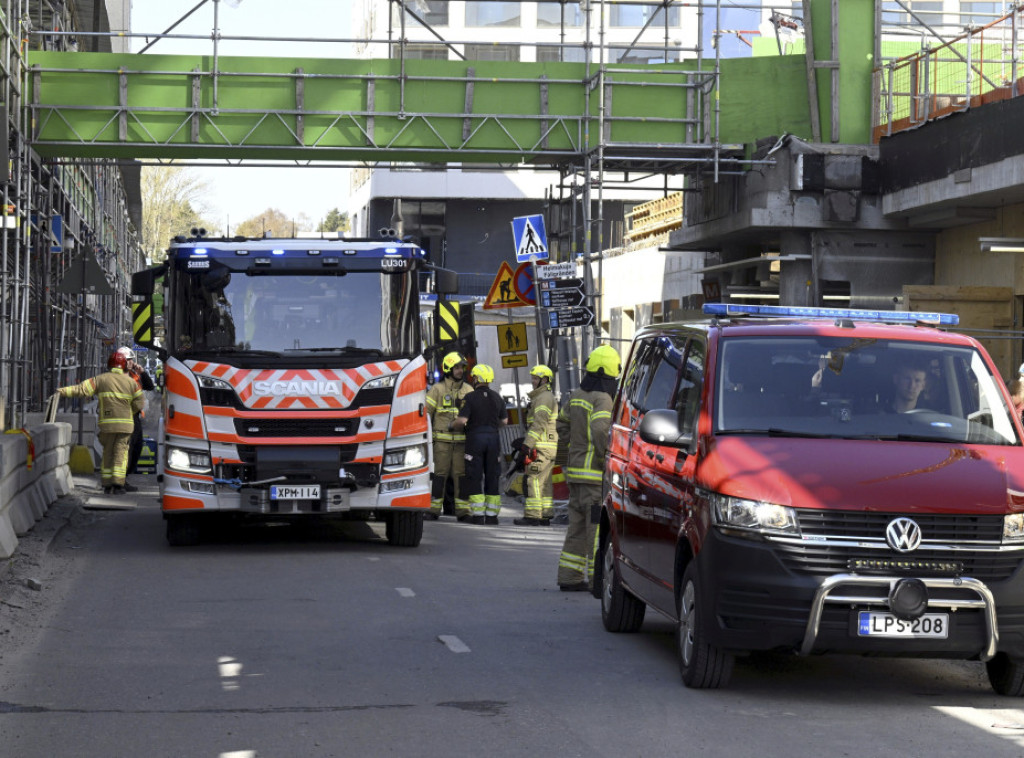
[3,477,1024,757]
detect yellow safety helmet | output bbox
[585,345,621,379]
[471,363,495,384]
[530,364,553,381]
[442,351,467,374]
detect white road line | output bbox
[367,556,381,562]
[438,635,471,653]
[396,587,415,597]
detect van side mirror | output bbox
[638,408,691,448]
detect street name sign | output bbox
[546,306,595,329]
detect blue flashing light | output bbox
[193,248,208,257]
[385,247,398,254]
[272,249,285,256]
[703,303,959,326]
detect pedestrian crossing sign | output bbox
[512,214,549,263]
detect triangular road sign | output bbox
[483,260,531,309]
[57,252,115,295]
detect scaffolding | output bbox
[0,0,143,430]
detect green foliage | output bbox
[233,208,313,238]
[140,167,217,263]
[317,208,350,233]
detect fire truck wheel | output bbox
[677,562,733,689]
[599,534,645,633]
[986,653,1024,696]
[166,514,202,547]
[386,511,424,547]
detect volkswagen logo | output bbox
[886,517,923,553]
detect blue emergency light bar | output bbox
[703,303,960,326]
[170,240,426,261]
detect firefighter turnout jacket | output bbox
[556,388,612,484]
[426,376,472,443]
[525,385,558,452]
[59,368,144,434]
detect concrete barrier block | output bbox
[0,433,27,480]
[54,465,73,496]
[10,493,35,535]
[27,483,46,521]
[0,512,18,559]
[39,475,56,506]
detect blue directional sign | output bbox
[512,214,549,263]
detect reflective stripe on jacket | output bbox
[426,376,472,443]
[60,368,143,435]
[556,388,612,483]
[525,386,558,451]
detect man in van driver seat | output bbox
[889,361,928,413]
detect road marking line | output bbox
[438,635,471,653]
[396,587,415,597]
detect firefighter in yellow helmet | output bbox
[452,363,508,524]
[426,351,474,520]
[514,364,558,526]
[555,344,619,591]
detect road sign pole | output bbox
[508,309,526,436]
[530,258,546,367]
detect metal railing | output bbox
[874,6,1024,140]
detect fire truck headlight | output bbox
[197,375,233,391]
[384,444,427,472]
[363,374,397,391]
[1004,513,1024,542]
[166,446,213,475]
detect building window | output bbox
[397,0,450,27]
[465,2,521,28]
[465,44,521,62]
[537,44,587,63]
[537,2,584,28]
[403,43,449,60]
[609,3,680,27]
[962,2,1001,25]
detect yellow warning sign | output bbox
[483,261,531,310]
[502,354,529,369]
[496,322,528,354]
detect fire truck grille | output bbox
[233,418,358,438]
[775,511,1022,581]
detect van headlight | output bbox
[710,494,799,535]
[166,446,213,475]
[1004,513,1024,542]
[383,444,427,472]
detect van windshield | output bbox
[716,336,1020,445]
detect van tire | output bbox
[166,515,201,547]
[600,537,645,632]
[677,562,733,689]
[386,511,424,547]
[986,653,1024,696]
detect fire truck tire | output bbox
[599,534,645,633]
[166,514,202,547]
[986,653,1024,696]
[677,562,733,689]
[386,511,424,547]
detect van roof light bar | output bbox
[702,303,959,326]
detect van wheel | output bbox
[386,511,424,547]
[166,515,201,547]
[986,653,1024,696]
[677,562,733,689]
[600,537,645,632]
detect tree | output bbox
[233,208,313,238]
[317,208,350,233]
[140,167,216,263]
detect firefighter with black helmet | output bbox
[453,364,508,524]
[57,350,144,495]
[555,344,619,591]
[426,351,474,520]
[514,364,558,526]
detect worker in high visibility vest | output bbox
[555,345,618,591]
[426,351,473,520]
[58,350,144,495]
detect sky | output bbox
[130,1,353,232]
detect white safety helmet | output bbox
[117,346,136,363]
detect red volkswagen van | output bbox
[597,304,1024,693]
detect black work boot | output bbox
[513,517,541,526]
[484,515,499,525]
[471,515,486,525]
[121,482,139,493]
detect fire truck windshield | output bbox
[169,266,419,359]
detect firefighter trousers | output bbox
[557,482,601,588]
[524,445,556,520]
[462,430,502,517]
[98,431,132,487]
[431,439,469,516]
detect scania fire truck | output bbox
[131,234,457,547]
